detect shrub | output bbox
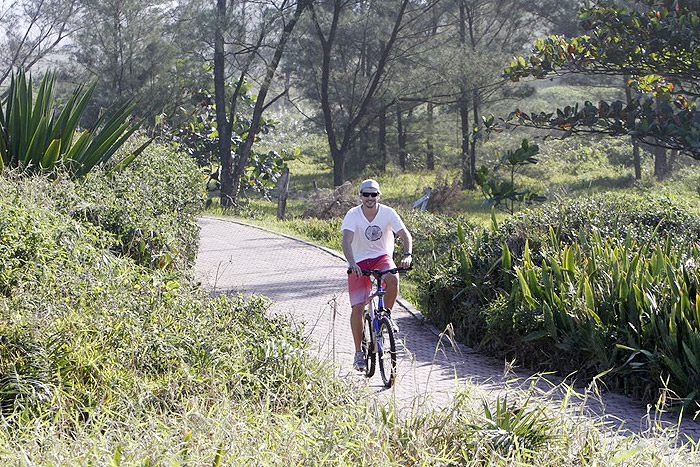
[0,164,347,454]
[73,140,206,270]
[419,192,700,409]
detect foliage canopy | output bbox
[498,0,700,157]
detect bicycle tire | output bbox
[362,313,376,377]
[378,317,397,387]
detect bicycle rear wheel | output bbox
[378,317,397,387]
[362,313,376,377]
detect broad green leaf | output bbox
[40,138,61,170]
[516,267,535,308]
[63,130,92,165]
[543,302,557,337]
[584,278,595,311]
[0,69,138,179]
[457,222,466,243]
[523,330,549,342]
[501,242,511,271]
[666,263,680,297]
[587,309,603,327]
[523,239,531,264]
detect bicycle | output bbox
[348,266,412,388]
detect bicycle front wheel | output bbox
[378,317,397,388]
[362,313,376,377]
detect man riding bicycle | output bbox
[341,179,413,372]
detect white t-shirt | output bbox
[340,204,407,263]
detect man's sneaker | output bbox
[386,309,400,334]
[353,351,366,372]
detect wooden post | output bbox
[277,167,290,220]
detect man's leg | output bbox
[383,273,400,333]
[348,271,370,371]
[350,303,365,351]
[383,273,399,309]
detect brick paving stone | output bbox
[195,216,700,440]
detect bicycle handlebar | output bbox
[346,265,413,276]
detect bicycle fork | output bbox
[373,284,387,354]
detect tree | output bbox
[213,0,308,206]
[170,88,293,197]
[499,0,700,163]
[0,0,79,86]
[295,0,430,186]
[70,0,178,122]
[450,0,542,189]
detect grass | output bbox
[5,77,700,461]
[3,160,700,464]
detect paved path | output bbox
[195,216,700,440]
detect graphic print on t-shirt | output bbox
[365,225,383,241]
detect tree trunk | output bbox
[623,75,642,180]
[312,0,343,186]
[230,0,308,202]
[468,87,479,188]
[460,94,471,189]
[458,0,473,189]
[426,102,434,170]
[312,0,410,187]
[214,0,234,207]
[397,102,406,171]
[654,145,667,180]
[653,97,668,180]
[379,106,387,173]
[332,146,345,186]
[465,1,478,190]
[277,167,290,220]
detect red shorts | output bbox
[348,255,396,307]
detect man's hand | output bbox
[349,262,362,277]
[400,254,412,269]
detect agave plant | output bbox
[0,69,140,178]
[467,396,555,455]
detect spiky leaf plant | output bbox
[466,396,556,456]
[0,69,140,179]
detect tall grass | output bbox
[1,141,699,463]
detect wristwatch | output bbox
[403,252,412,256]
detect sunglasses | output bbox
[361,192,379,198]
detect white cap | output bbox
[359,179,380,193]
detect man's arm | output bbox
[342,229,361,276]
[397,228,413,268]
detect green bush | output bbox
[0,164,348,450]
[74,140,206,270]
[419,193,700,409]
[4,143,696,463]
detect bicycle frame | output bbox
[367,275,388,354]
[348,265,411,387]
